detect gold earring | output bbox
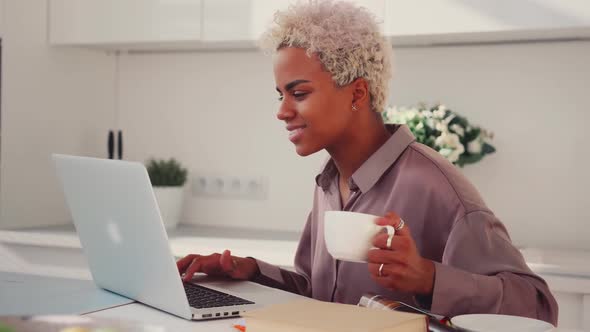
[352,105,358,111]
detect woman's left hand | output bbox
[368,212,435,296]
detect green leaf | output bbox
[482,143,496,154]
[146,158,188,186]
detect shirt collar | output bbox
[315,124,416,193]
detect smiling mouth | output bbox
[288,126,307,143]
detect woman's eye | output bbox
[293,92,308,99]
[277,92,307,102]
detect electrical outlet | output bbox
[191,174,268,200]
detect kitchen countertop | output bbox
[0,224,301,269]
[2,225,590,280]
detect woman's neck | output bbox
[327,113,391,181]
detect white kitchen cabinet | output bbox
[48,0,383,49]
[251,0,385,38]
[49,0,202,48]
[385,0,590,45]
[202,0,251,42]
[48,0,590,50]
[202,0,383,43]
[202,0,290,43]
[542,274,590,330]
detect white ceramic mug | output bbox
[324,211,394,263]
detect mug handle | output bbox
[372,224,395,249]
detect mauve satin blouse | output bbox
[253,124,558,324]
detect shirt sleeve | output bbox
[251,213,313,297]
[427,210,558,325]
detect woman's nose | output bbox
[276,101,295,121]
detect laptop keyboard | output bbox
[183,282,255,309]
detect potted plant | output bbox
[146,158,188,229]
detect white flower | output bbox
[467,138,483,154]
[435,132,461,149]
[447,151,460,163]
[433,109,446,119]
[443,144,465,162]
[435,122,447,133]
[456,143,465,154]
[383,104,495,165]
[421,110,432,118]
[439,147,462,163]
[439,148,453,158]
[449,124,465,137]
[449,145,465,163]
[426,118,435,129]
[435,131,465,163]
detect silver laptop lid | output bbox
[52,154,192,320]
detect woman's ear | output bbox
[350,78,370,109]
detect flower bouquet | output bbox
[383,104,495,167]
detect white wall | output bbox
[0,0,4,37]
[0,0,114,229]
[390,41,590,250]
[118,52,325,233]
[119,40,590,250]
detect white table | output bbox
[1,230,587,331]
[88,302,246,332]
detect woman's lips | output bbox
[288,126,306,143]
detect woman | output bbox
[177,0,558,324]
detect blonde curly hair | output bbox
[259,0,393,113]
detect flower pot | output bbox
[153,186,184,229]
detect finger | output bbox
[375,211,401,226]
[372,275,398,290]
[198,254,224,276]
[182,258,202,282]
[375,212,411,237]
[219,250,235,274]
[367,249,408,266]
[368,263,395,278]
[371,233,409,252]
[177,254,198,273]
[368,263,402,281]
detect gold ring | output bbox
[378,263,384,277]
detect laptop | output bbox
[52,154,286,320]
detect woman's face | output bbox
[273,47,355,156]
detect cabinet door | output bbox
[248,0,384,42]
[202,0,293,43]
[49,0,202,45]
[385,0,590,38]
[202,0,251,42]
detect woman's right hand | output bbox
[176,249,260,282]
